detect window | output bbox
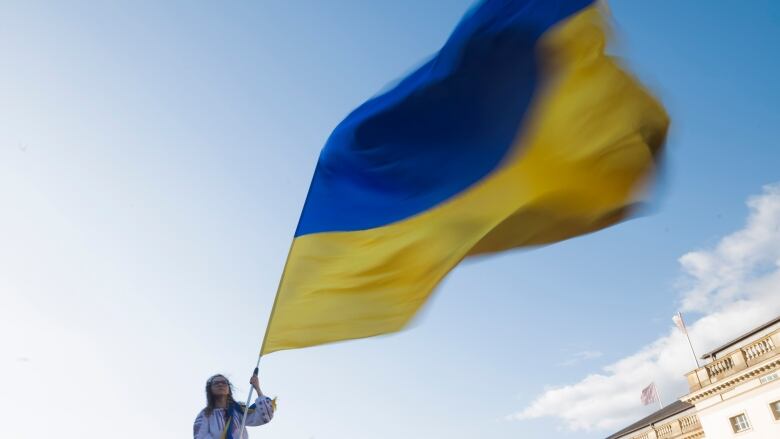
[730,413,751,433]
[771,400,780,421]
[760,372,779,384]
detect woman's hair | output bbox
[204,374,237,416]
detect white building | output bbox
[682,316,780,438]
[605,401,703,439]
[607,316,780,439]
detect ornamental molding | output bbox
[683,359,780,404]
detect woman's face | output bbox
[210,376,230,397]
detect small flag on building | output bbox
[673,312,701,368]
[641,382,660,406]
[672,312,688,335]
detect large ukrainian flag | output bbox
[262,0,668,354]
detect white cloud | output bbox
[509,183,780,431]
[679,184,780,312]
[557,350,604,367]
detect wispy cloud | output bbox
[508,183,780,431]
[557,350,604,367]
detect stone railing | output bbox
[686,327,780,391]
[742,335,776,366]
[655,422,674,438]
[623,413,702,439]
[706,356,734,378]
[679,413,700,434]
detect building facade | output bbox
[607,316,780,439]
[682,317,780,438]
[605,401,703,439]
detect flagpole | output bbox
[238,361,262,439]
[236,170,318,438]
[685,333,700,368]
[677,312,701,368]
[654,383,664,410]
[237,238,296,437]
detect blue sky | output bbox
[1,1,779,438]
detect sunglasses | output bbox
[210,379,229,386]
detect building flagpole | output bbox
[654,383,664,410]
[674,312,700,369]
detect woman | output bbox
[193,373,274,439]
